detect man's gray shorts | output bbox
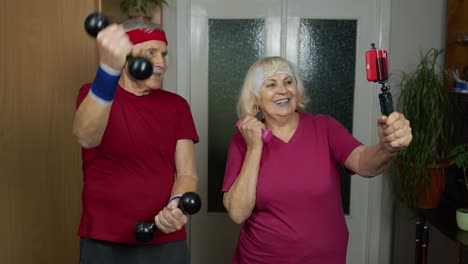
[79,238,190,264]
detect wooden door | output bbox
[0,1,97,263]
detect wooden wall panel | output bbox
[444,0,468,91]
[0,0,97,263]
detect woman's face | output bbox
[257,73,298,120]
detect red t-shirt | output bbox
[76,84,199,244]
[222,112,362,264]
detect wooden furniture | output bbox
[415,202,468,264]
[393,200,468,264]
[444,0,468,91]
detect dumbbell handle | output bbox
[134,192,201,242]
[236,119,273,143]
[84,12,153,80]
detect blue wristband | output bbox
[90,65,121,103]
[168,195,182,204]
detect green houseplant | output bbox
[448,143,468,191]
[448,144,468,230]
[393,48,451,209]
[120,0,168,18]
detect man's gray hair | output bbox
[122,18,162,32]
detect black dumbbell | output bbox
[134,192,202,242]
[84,12,153,80]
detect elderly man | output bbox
[73,17,199,264]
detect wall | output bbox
[162,1,179,94]
[390,0,447,76]
[388,0,447,263]
[0,0,96,263]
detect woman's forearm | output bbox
[223,146,262,224]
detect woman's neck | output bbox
[265,112,299,142]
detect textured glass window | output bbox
[298,19,357,214]
[208,19,265,212]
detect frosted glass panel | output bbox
[298,19,357,214]
[208,19,265,212]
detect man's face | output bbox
[132,40,168,90]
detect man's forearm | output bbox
[73,94,112,148]
[171,174,198,197]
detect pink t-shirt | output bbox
[76,84,199,244]
[222,112,362,264]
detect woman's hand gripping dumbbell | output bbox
[84,12,153,80]
[236,118,273,143]
[134,192,202,243]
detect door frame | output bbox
[170,0,393,263]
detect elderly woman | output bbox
[222,56,412,264]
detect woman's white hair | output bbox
[236,56,309,118]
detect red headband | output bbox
[127,28,168,46]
